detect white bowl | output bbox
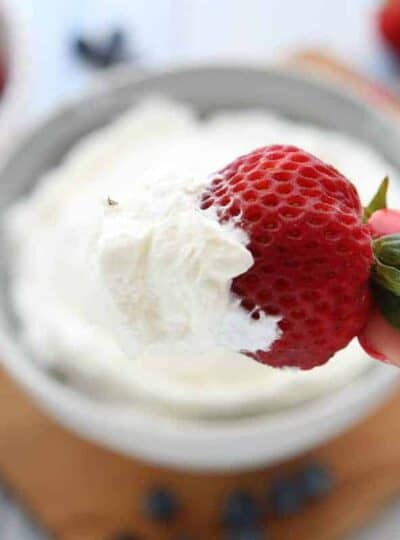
[0,0,31,161]
[0,65,399,471]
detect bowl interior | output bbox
[2,65,400,206]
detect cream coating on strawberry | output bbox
[202,145,374,369]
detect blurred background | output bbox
[2,0,400,539]
[10,0,400,119]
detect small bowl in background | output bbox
[0,0,31,162]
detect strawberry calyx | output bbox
[363,176,388,222]
[371,233,400,330]
[366,177,400,331]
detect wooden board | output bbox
[2,53,400,540]
[1,368,400,540]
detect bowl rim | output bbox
[1,62,399,469]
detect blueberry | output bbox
[225,525,265,540]
[74,37,95,60]
[72,29,130,68]
[109,29,124,51]
[110,533,141,540]
[222,491,261,528]
[143,487,179,522]
[268,478,305,517]
[107,29,128,64]
[73,36,109,67]
[297,463,333,500]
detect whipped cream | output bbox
[97,166,278,363]
[5,98,398,415]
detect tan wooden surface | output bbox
[1,368,400,540]
[2,54,400,540]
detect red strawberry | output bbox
[201,145,373,369]
[378,0,400,57]
[359,208,400,366]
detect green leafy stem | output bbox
[366,177,400,330]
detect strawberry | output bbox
[359,207,400,366]
[201,145,374,369]
[378,0,400,58]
